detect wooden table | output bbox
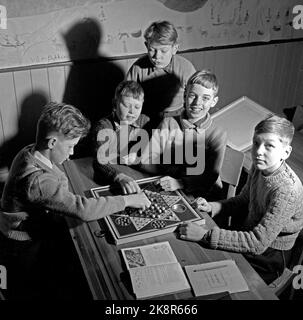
[62,157,278,300]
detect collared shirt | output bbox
[33,150,53,169]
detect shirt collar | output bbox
[111,112,141,129]
[150,55,174,74]
[33,150,53,169]
[179,110,212,132]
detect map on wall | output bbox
[0,0,302,69]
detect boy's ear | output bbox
[172,43,179,55]
[282,145,292,160]
[47,137,57,150]
[210,96,218,108]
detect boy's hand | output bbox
[124,192,151,210]
[193,197,212,213]
[114,173,141,194]
[121,153,137,165]
[178,222,208,242]
[158,176,184,191]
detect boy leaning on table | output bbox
[0,102,150,299]
[178,115,303,285]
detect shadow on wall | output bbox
[0,92,47,193]
[62,18,124,158]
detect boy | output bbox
[179,116,303,284]
[126,20,196,126]
[94,80,150,194]
[140,70,227,199]
[0,102,150,298]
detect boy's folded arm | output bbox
[208,187,301,254]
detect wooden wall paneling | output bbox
[287,43,303,107]
[0,72,19,141]
[47,66,66,102]
[269,44,287,112]
[252,44,276,111]
[13,70,33,113]
[276,43,295,113]
[0,72,19,169]
[30,68,51,102]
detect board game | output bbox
[90,176,204,245]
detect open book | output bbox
[185,259,249,297]
[121,241,190,299]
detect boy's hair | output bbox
[144,20,178,45]
[36,102,91,142]
[114,80,144,102]
[187,70,219,97]
[254,115,295,145]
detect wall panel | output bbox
[0,41,302,167]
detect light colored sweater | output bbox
[0,145,126,241]
[207,162,303,254]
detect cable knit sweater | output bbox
[0,145,126,241]
[207,161,303,254]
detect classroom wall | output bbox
[0,40,303,173]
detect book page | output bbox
[130,262,190,299]
[185,260,249,297]
[121,241,177,270]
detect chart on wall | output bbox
[0,0,302,69]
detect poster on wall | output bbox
[0,0,302,69]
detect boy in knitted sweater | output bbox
[0,102,150,298]
[178,116,303,284]
[93,80,151,194]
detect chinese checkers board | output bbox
[90,176,204,245]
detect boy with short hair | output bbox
[0,102,150,240]
[94,80,150,194]
[0,102,150,299]
[140,70,227,199]
[126,20,196,126]
[179,115,303,284]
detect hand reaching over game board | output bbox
[115,173,141,194]
[158,176,184,191]
[178,222,209,242]
[124,192,151,210]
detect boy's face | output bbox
[115,95,143,125]
[252,132,292,175]
[145,41,178,69]
[48,135,80,165]
[185,84,218,121]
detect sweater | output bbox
[207,162,303,254]
[94,112,150,181]
[0,145,126,241]
[141,111,227,195]
[126,54,196,118]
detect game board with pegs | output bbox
[90,176,204,245]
